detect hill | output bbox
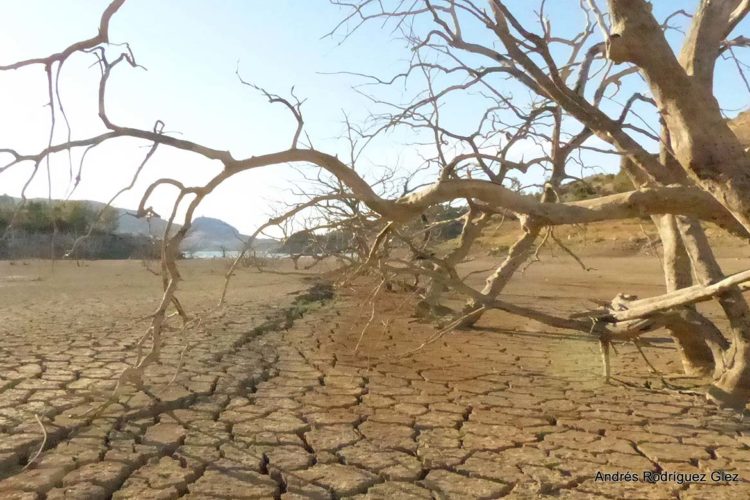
[181,217,246,253]
[0,196,277,254]
[460,169,747,259]
[557,169,632,202]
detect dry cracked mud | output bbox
[1,257,750,499]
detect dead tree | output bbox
[334,0,750,406]
[3,0,750,407]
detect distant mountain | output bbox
[78,200,173,238]
[181,216,246,253]
[0,196,278,254]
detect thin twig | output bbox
[639,222,663,266]
[550,229,594,271]
[23,414,47,470]
[168,342,192,385]
[354,278,386,353]
[633,339,660,375]
[397,306,486,358]
[599,338,611,381]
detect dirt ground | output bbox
[1,256,750,499]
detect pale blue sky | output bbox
[0,0,415,233]
[0,1,748,233]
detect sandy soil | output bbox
[0,256,749,499]
[476,219,750,259]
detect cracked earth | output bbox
[1,257,750,499]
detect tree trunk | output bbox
[622,151,719,376]
[654,214,716,376]
[608,0,750,235]
[461,218,541,327]
[675,216,750,407]
[419,207,487,317]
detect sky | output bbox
[0,1,748,235]
[1,0,407,234]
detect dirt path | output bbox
[1,258,750,499]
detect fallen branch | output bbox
[597,268,750,322]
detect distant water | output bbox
[186,250,288,259]
[186,250,241,259]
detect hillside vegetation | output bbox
[0,196,118,235]
[557,169,632,202]
[0,197,278,259]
